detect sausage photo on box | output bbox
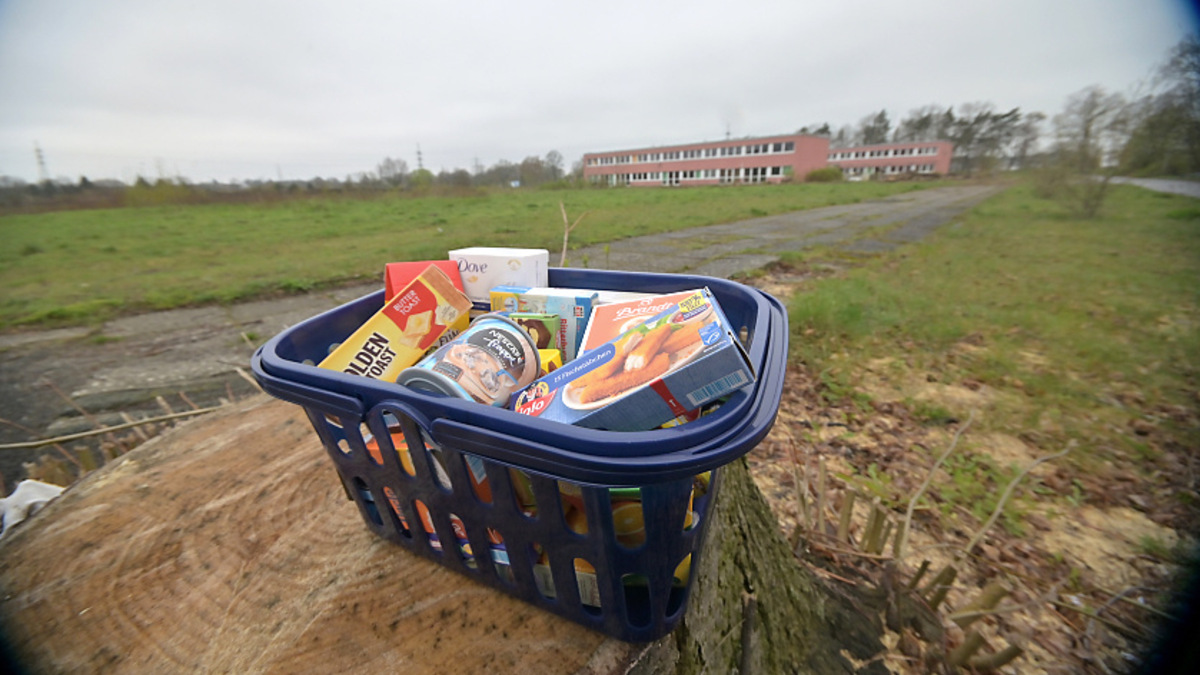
[511,289,754,431]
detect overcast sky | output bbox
[0,0,1195,184]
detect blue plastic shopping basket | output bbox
[251,268,787,642]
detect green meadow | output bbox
[0,181,927,329]
[788,182,1200,483]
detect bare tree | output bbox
[798,122,832,136]
[1039,85,1131,217]
[376,157,409,187]
[831,124,858,148]
[1122,36,1200,175]
[476,160,519,187]
[436,168,473,187]
[894,105,946,142]
[942,102,1025,175]
[1008,111,1046,170]
[519,155,549,187]
[1052,86,1129,172]
[544,150,564,181]
[858,109,891,145]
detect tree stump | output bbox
[0,396,885,674]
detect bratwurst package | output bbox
[511,289,755,431]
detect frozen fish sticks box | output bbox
[512,289,755,431]
[580,289,704,354]
[448,247,548,311]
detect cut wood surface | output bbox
[0,395,887,674]
[0,396,636,674]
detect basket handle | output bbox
[251,349,364,418]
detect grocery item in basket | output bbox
[532,550,603,606]
[660,401,722,429]
[593,290,655,305]
[367,430,492,555]
[508,312,559,350]
[529,553,692,607]
[449,247,549,311]
[319,265,471,380]
[489,286,598,361]
[512,289,754,431]
[384,260,464,300]
[538,349,562,376]
[558,483,700,547]
[397,314,540,407]
[580,289,706,354]
[384,260,471,354]
[527,480,701,607]
[365,430,416,473]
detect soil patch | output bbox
[740,269,1197,675]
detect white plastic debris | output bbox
[0,480,64,538]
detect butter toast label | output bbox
[319,265,471,381]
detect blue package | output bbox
[511,289,754,431]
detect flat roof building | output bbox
[582,133,830,187]
[827,141,953,179]
[582,134,952,185]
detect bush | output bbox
[408,169,434,190]
[1030,161,1113,218]
[536,179,579,191]
[121,180,204,207]
[805,167,844,183]
[1030,163,1070,200]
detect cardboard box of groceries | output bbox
[580,289,703,353]
[319,265,471,380]
[537,349,562,376]
[385,260,464,301]
[508,312,558,350]
[384,260,470,353]
[511,289,754,431]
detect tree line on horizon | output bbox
[799,37,1198,180]
[798,103,1041,177]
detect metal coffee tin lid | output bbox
[396,367,473,400]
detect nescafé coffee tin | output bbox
[398,313,540,407]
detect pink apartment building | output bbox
[582,134,953,185]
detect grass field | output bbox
[0,181,930,329]
[786,181,1200,513]
[768,180,1200,673]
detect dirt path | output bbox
[1111,176,1200,199]
[0,183,1000,487]
[569,184,1000,276]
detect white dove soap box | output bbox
[449,247,549,311]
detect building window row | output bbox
[588,141,795,167]
[828,146,940,161]
[593,166,787,185]
[842,164,937,176]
